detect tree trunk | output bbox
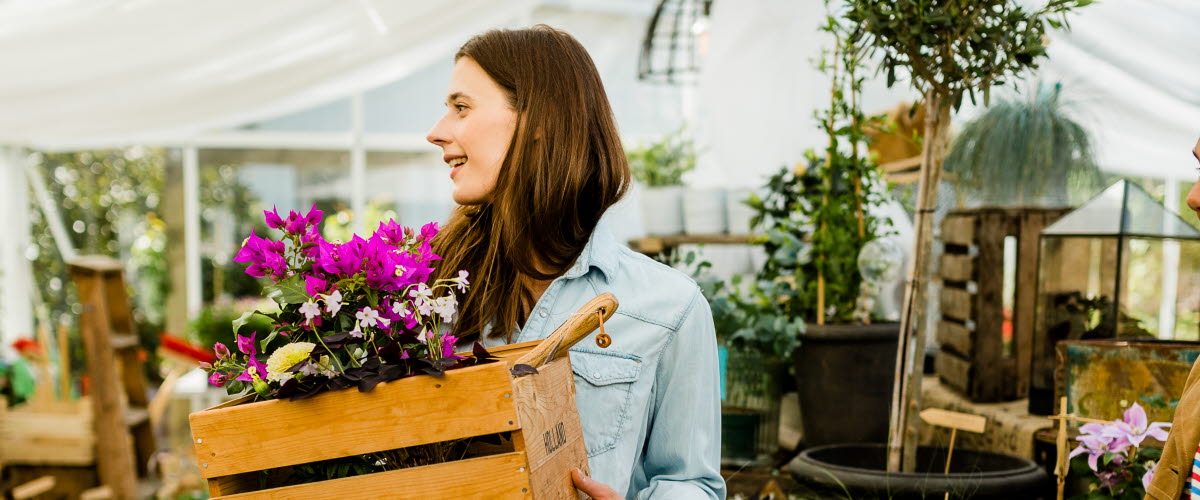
[887,90,951,473]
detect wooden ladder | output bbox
[67,256,156,499]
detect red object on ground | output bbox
[11,338,40,357]
[159,333,216,364]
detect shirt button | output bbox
[592,372,601,378]
[538,309,548,318]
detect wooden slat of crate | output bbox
[937,321,972,359]
[511,356,590,499]
[940,254,975,282]
[935,350,971,395]
[941,215,976,246]
[1014,210,1049,396]
[940,286,973,322]
[191,361,520,479]
[218,451,532,500]
[972,210,1011,401]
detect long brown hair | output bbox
[432,25,630,341]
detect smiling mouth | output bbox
[448,157,467,168]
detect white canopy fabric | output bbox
[0,0,533,149]
[696,0,1200,187]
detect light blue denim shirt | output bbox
[478,225,726,500]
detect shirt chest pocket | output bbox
[569,349,643,457]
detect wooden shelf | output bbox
[628,234,756,255]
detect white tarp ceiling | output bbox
[0,0,533,149]
[697,0,1200,185]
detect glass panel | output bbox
[365,151,457,231]
[197,148,350,305]
[1043,180,1200,238]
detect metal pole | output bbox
[1,147,35,355]
[351,93,367,237]
[184,146,201,318]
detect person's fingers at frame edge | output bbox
[571,468,622,499]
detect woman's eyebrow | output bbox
[445,92,472,106]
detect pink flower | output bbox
[236,331,257,355]
[234,228,287,279]
[1102,403,1171,447]
[420,221,439,241]
[264,206,285,229]
[236,354,267,382]
[442,334,466,360]
[305,275,329,296]
[1143,461,1156,490]
[213,342,230,359]
[208,371,228,387]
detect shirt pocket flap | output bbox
[569,349,642,386]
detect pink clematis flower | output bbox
[1102,403,1171,447]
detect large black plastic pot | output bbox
[788,443,1050,500]
[794,323,899,447]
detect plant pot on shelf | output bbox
[793,322,899,448]
[639,185,685,236]
[720,346,786,466]
[724,188,756,235]
[683,188,727,235]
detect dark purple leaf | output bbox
[510,364,539,377]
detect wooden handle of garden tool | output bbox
[514,293,618,368]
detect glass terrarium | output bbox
[1028,180,1200,414]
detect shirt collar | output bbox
[562,222,620,282]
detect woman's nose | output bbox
[1186,179,1200,214]
[426,116,451,146]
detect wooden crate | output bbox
[935,208,1071,402]
[190,294,616,499]
[0,399,95,467]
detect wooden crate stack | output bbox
[934,208,1071,402]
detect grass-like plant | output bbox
[944,82,1100,207]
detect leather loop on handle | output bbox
[514,293,618,369]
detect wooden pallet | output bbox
[67,256,157,499]
[190,294,617,499]
[935,208,1071,402]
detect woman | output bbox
[1145,136,1200,500]
[425,26,726,499]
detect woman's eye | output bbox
[454,104,467,112]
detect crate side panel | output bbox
[512,358,590,500]
[214,451,532,500]
[191,361,519,478]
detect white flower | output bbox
[417,327,430,342]
[432,294,458,323]
[392,301,410,317]
[356,306,388,328]
[456,270,470,292]
[409,283,432,300]
[348,322,364,339]
[322,290,343,315]
[415,297,434,317]
[298,301,321,321]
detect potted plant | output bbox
[738,9,897,450]
[627,128,696,235]
[679,251,800,464]
[944,81,1101,208]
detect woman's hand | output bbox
[571,468,623,499]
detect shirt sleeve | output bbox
[634,288,727,500]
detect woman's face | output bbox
[1187,137,1200,220]
[426,57,517,205]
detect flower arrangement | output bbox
[201,204,496,402]
[1068,403,1169,499]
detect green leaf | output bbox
[232,310,266,336]
[259,329,279,353]
[263,274,309,305]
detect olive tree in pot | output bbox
[627,128,695,235]
[842,0,1093,474]
[741,11,898,450]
